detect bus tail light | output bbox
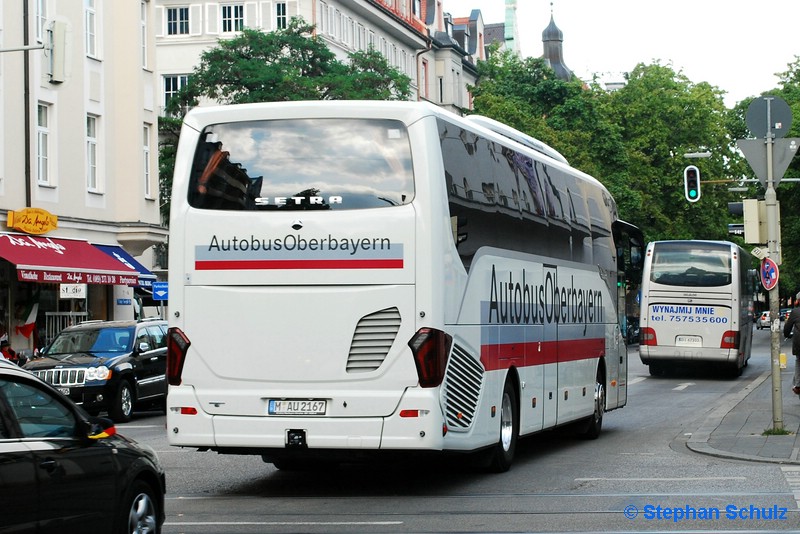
[720,330,739,349]
[408,328,452,388]
[640,327,657,346]
[167,327,191,386]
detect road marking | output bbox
[628,376,648,385]
[673,382,696,391]
[165,521,404,526]
[781,466,800,508]
[575,477,747,482]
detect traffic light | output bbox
[684,165,701,202]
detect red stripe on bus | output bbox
[480,338,604,371]
[195,259,404,270]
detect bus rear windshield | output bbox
[650,242,732,287]
[188,118,414,211]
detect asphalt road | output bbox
[120,328,800,533]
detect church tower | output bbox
[542,8,573,81]
[503,0,520,53]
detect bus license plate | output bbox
[268,399,326,416]
[676,335,702,347]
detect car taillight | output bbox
[167,327,191,386]
[720,330,739,349]
[640,327,657,346]
[408,328,452,388]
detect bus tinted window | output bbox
[650,242,732,287]
[188,119,414,210]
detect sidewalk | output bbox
[687,365,800,464]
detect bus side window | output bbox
[451,216,468,247]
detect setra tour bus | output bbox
[639,240,754,377]
[165,101,643,471]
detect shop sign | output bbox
[60,283,87,299]
[18,270,139,285]
[7,208,58,235]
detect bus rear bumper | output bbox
[166,386,446,451]
[640,347,735,364]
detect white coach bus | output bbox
[165,101,643,471]
[639,240,754,377]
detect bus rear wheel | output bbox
[487,378,519,473]
[579,372,605,439]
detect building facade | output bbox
[0,0,167,350]
[154,0,482,114]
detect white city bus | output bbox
[165,101,643,471]
[639,240,754,377]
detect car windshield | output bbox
[46,327,134,358]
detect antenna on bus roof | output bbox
[465,115,568,165]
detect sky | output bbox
[441,0,800,108]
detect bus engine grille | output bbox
[346,307,401,373]
[443,343,484,429]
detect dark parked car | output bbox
[24,318,168,422]
[0,359,165,533]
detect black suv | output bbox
[24,318,168,422]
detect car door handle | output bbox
[39,459,58,472]
[150,356,158,361]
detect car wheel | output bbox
[117,480,159,534]
[109,380,134,423]
[487,378,519,473]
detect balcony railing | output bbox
[370,0,428,35]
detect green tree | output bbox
[158,18,411,224]
[600,62,736,242]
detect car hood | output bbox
[24,352,126,369]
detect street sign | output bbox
[737,138,800,187]
[746,96,792,139]
[152,281,169,301]
[761,257,779,291]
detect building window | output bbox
[221,4,244,33]
[36,104,50,186]
[141,1,148,68]
[412,0,421,17]
[35,0,47,43]
[143,125,152,198]
[318,2,328,34]
[86,115,99,191]
[163,74,189,114]
[276,2,288,30]
[421,60,429,99]
[356,24,365,50]
[85,0,97,57]
[166,7,190,35]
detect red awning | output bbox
[0,234,140,285]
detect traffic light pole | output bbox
[765,102,784,431]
